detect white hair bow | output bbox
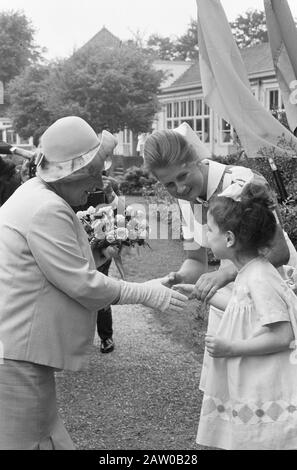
[218,168,254,202]
[218,182,247,202]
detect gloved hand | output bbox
[118,279,188,313]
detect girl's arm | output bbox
[172,284,230,310]
[206,322,294,358]
[206,287,231,311]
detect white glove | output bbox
[118,279,188,313]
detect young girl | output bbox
[175,182,297,450]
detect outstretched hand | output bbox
[172,284,196,299]
[143,279,188,313]
[158,272,183,288]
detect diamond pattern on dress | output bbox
[202,398,217,416]
[237,405,254,424]
[202,395,297,424]
[266,403,284,421]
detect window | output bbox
[196,99,210,143]
[269,90,279,111]
[123,128,131,144]
[166,103,172,118]
[220,119,233,144]
[174,102,179,118]
[180,101,187,117]
[267,88,284,112]
[165,97,211,143]
[6,129,17,145]
[188,100,194,117]
[204,103,210,115]
[196,99,202,116]
[195,119,202,133]
[182,119,194,129]
[204,118,210,143]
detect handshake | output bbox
[154,269,234,312]
[157,270,228,302]
[117,267,234,313]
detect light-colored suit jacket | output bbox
[0,177,120,371]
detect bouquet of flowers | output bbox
[76,204,150,279]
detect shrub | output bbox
[279,192,297,248]
[213,153,297,248]
[212,153,297,198]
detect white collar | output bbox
[205,159,226,201]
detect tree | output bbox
[0,10,41,86]
[230,9,268,48]
[146,19,198,61]
[49,44,164,135]
[174,19,199,61]
[146,34,177,60]
[145,9,271,61]
[7,65,53,138]
[8,44,164,141]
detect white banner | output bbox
[196,0,297,158]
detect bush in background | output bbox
[213,153,297,248]
[213,153,297,197]
[279,193,297,248]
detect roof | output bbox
[241,42,274,76]
[79,26,121,54]
[163,42,274,91]
[153,60,193,88]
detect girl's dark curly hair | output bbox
[208,182,277,255]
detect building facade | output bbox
[155,42,284,156]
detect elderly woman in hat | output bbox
[0,116,187,450]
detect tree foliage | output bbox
[8,65,53,138]
[146,19,198,61]
[145,9,270,61]
[174,19,199,61]
[8,44,164,138]
[0,10,41,85]
[230,9,268,48]
[146,34,177,60]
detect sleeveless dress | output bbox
[197,257,297,450]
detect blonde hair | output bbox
[143,130,198,173]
